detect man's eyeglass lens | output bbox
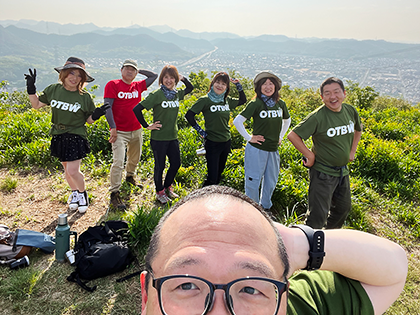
[157,276,284,315]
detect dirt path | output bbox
[0,168,130,235]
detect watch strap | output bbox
[291,224,325,270]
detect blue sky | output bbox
[1,0,420,43]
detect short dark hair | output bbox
[320,77,345,95]
[144,186,290,292]
[158,65,180,86]
[209,72,230,102]
[255,77,281,102]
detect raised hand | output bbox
[91,103,110,121]
[231,78,243,91]
[24,68,37,95]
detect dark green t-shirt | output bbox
[240,98,290,152]
[38,83,95,139]
[189,95,242,142]
[287,271,374,315]
[140,89,186,141]
[292,103,362,176]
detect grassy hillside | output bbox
[0,76,419,314]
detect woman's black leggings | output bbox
[150,139,181,192]
[203,139,231,187]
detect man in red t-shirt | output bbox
[104,59,157,210]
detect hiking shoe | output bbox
[68,190,79,211]
[126,176,143,189]
[166,185,179,199]
[156,190,171,204]
[78,191,89,213]
[110,191,127,211]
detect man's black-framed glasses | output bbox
[152,274,288,315]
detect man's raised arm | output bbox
[275,223,407,315]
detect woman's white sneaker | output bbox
[68,191,79,211]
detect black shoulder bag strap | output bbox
[67,271,97,292]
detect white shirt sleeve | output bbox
[279,117,291,140]
[233,114,252,142]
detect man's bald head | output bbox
[143,186,289,291]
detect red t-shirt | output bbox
[104,79,147,131]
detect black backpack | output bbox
[67,220,136,292]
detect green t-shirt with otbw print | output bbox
[38,83,95,139]
[189,95,242,142]
[140,89,186,141]
[292,103,362,177]
[240,98,290,152]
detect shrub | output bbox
[125,206,167,261]
[87,118,112,162]
[220,148,245,191]
[353,138,420,202]
[345,81,379,110]
[369,120,407,141]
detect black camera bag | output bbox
[67,220,135,292]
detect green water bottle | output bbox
[55,214,77,262]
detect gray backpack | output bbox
[0,224,31,265]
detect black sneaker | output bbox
[110,191,127,211]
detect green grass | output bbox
[125,206,167,261]
[0,176,18,192]
[0,251,142,315]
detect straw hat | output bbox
[253,71,282,90]
[54,57,94,82]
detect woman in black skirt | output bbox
[25,57,109,213]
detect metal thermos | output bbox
[55,214,77,262]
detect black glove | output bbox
[24,68,37,95]
[91,103,110,121]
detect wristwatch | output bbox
[291,224,325,270]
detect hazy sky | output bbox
[1,0,420,43]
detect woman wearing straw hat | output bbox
[185,72,247,187]
[233,71,291,211]
[24,57,109,213]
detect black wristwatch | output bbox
[291,224,325,270]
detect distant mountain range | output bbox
[2,19,419,58]
[1,19,420,93]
